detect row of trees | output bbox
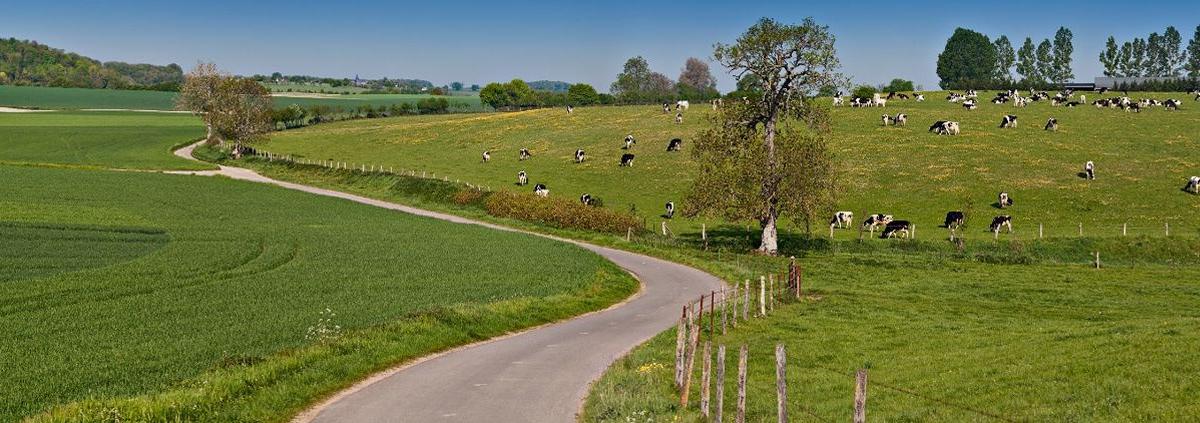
[1099,25,1200,78]
[271,98,462,129]
[0,38,183,90]
[479,79,618,110]
[610,56,721,104]
[937,27,1074,89]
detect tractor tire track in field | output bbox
[171,141,724,422]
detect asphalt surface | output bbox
[173,142,724,422]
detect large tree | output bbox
[610,56,674,103]
[678,57,717,91]
[567,83,599,105]
[1035,39,1054,84]
[993,35,1016,82]
[176,62,272,147]
[1051,27,1074,84]
[1146,32,1165,76]
[1162,26,1184,77]
[1016,37,1039,84]
[1186,25,1200,77]
[936,28,996,89]
[1100,36,1120,77]
[689,17,842,254]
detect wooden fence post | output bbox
[737,345,748,423]
[675,306,686,389]
[701,341,712,417]
[768,274,775,311]
[1094,251,1101,269]
[742,280,750,321]
[1165,222,1170,236]
[775,343,788,423]
[1123,223,1127,236]
[716,345,726,423]
[702,223,708,250]
[698,295,706,337]
[626,227,632,242]
[854,369,868,423]
[721,288,728,334]
[731,284,738,328]
[912,223,917,239]
[1078,222,1083,237]
[680,307,702,406]
[1039,223,1044,239]
[759,276,766,317]
[709,291,716,337]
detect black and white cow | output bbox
[881,114,895,126]
[998,192,1013,208]
[944,211,965,230]
[676,100,690,110]
[989,215,1013,233]
[1084,161,1095,180]
[915,93,926,102]
[861,214,894,231]
[534,183,549,197]
[520,148,531,161]
[882,220,913,239]
[619,153,635,167]
[675,112,684,124]
[1165,99,1182,111]
[1123,102,1141,113]
[1185,176,1200,194]
[999,114,1018,128]
[482,150,491,162]
[566,105,574,114]
[666,138,683,152]
[517,170,528,186]
[665,201,675,219]
[929,121,960,135]
[580,193,592,206]
[574,149,586,163]
[624,134,636,149]
[894,113,908,126]
[830,211,854,229]
[662,102,671,113]
[1044,118,1058,132]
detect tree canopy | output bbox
[610,56,676,104]
[936,28,997,89]
[176,63,272,146]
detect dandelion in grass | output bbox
[635,362,665,375]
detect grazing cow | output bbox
[1066,101,1081,108]
[534,183,549,197]
[624,134,636,149]
[1014,96,1029,107]
[665,201,675,219]
[830,211,854,229]
[1000,114,1018,128]
[944,211,965,230]
[1084,161,1095,180]
[1044,118,1058,132]
[676,100,690,110]
[832,96,845,106]
[929,120,960,135]
[666,138,683,152]
[1124,103,1141,113]
[886,91,896,100]
[1165,99,1182,111]
[861,214,894,231]
[998,192,1013,208]
[898,93,910,100]
[520,148,531,161]
[874,97,888,108]
[675,113,684,124]
[662,103,670,113]
[580,193,592,206]
[915,93,925,102]
[965,89,978,99]
[894,113,908,126]
[1080,94,1086,103]
[1185,176,1200,194]
[962,99,978,110]
[566,105,574,114]
[574,149,586,163]
[989,215,1013,233]
[881,114,895,126]
[517,170,528,186]
[881,220,913,239]
[1099,87,1110,94]
[850,97,871,107]
[619,153,635,167]
[482,150,491,162]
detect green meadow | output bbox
[0,85,483,111]
[0,111,209,170]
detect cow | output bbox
[1066,101,1081,108]
[619,153,635,167]
[566,105,574,114]
[1165,99,1182,111]
[882,220,913,239]
[1000,114,1017,128]
[1123,103,1141,113]
[519,148,531,161]
[1044,118,1058,132]
[666,138,683,152]
[915,93,926,102]
[580,193,592,206]
[1099,87,1110,94]
[1186,176,1200,194]
[675,112,684,124]
[944,211,965,230]
[662,102,671,113]
[832,96,845,106]
[930,121,960,135]
[894,113,907,126]
[665,201,675,219]
[534,183,549,197]
[861,214,894,232]
[1084,161,1095,180]
[965,90,978,99]
[989,215,1013,233]
[874,97,888,108]
[676,100,690,110]
[998,192,1013,208]
[962,99,978,110]
[574,149,586,163]
[898,93,910,100]
[623,134,636,149]
[882,114,894,126]
[830,211,854,229]
[886,91,896,100]
[517,170,528,186]
[1080,94,1086,103]
[482,150,491,162]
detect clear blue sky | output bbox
[4,0,1198,91]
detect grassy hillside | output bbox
[0,85,483,111]
[0,111,210,170]
[262,95,1200,240]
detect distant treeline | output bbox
[0,38,183,90]
[271,98,475,130]
[250,73,435,94]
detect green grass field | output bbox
[0,111,210,170]
[263,82,369,94]
[261,95,1200,240]
[0,85,483,112]
[0,112,635,421]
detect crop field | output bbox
[0,85,483,111]
[0,111,210,170]
[263,82,369,94]
[262,94,1200,240]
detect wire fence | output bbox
[242,147,494,192]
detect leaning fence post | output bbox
[680,307,702,406]
[701,341,712,417]
[737,345,748,423]
[775,343,788,423]
[716,345,726,423]
[675,306,686,389]
[854,369,868,423]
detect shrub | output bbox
[452,188,486,206]
[851,85,876,100]
[484,191,643,234]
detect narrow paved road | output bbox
[172,142,724,422]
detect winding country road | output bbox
[172,142,724,422]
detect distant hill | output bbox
[528,80,572,92]
[0,37,183,90]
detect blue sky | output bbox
[5,0,1198,91]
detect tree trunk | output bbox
[759,117,780,255]
[759,213,779,254]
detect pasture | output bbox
[0,85,484,111]
[261,93,1200,241]
[0,111,210,170]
